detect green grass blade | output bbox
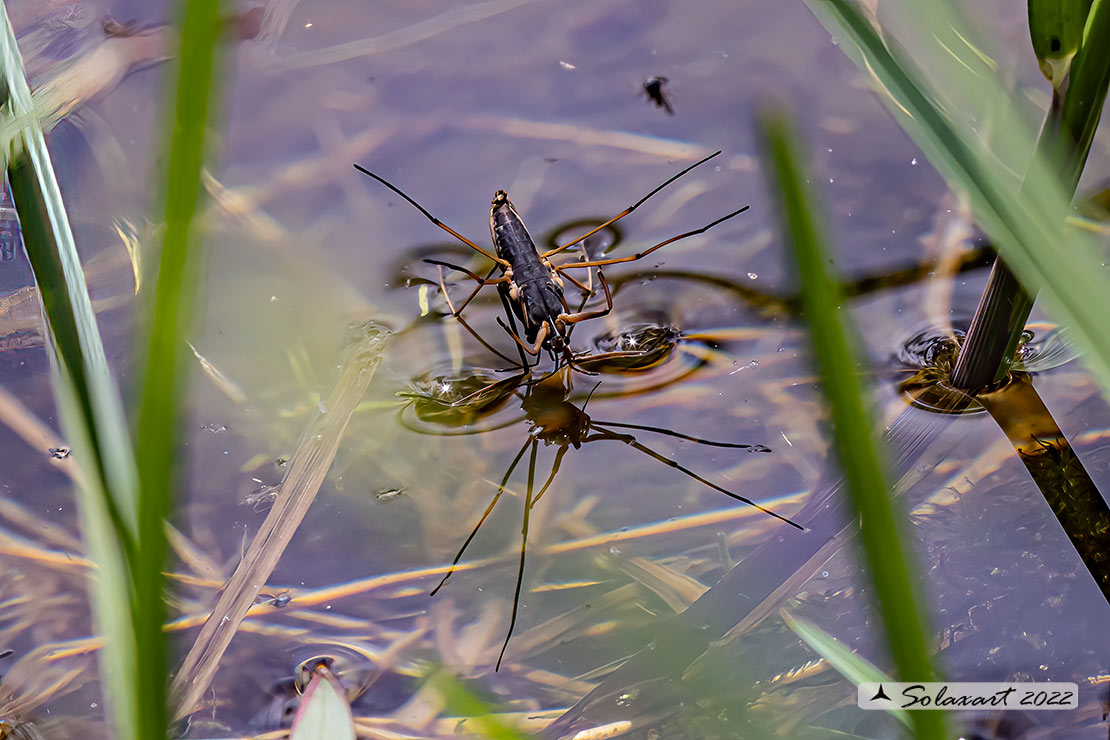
[803,0,1110,393]
[1058,0,1110,187]
[952,0,1109,388]
[1028,0,1092,88]
[781,609,911,728]
[133,0,224,735]
[0,3,146,738]
[758,107,946,740]
[427,672,529,740]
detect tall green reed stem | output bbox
[134,0,224,734]
[759,107,946,740]
[2,0,223,736]
[803,0,1110,394]
[951,0,1110,389]
[0,3,146,737]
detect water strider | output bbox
[359,152,790,668]
[355,151,748,372]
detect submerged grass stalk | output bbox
[171,323,391,718]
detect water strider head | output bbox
[489,189,538,264]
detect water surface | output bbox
[0,0,1108,737]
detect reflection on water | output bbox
[584,322,682,372]
[395,265,800,669]
[895,321,1082,415]
[1,0,1109,737]
[400,353,794,670]
[894,325,980,415]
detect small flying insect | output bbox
[354,151,748,371]
[642,75,674,115]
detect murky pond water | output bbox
[1,0,1108,738]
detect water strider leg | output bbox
[427,258,508,318]
[496,288,536,370]
[455,314,525,369]
[497,440,538,671]
[557,270,613,325]
[531,445,569,507]
[430,260,501,312]
[587,424,803,530]
[498,317,548,356]
[556,266,594,296]
[560,271,599,349]
[557,206,750,270]
[424,258,500,286]
[432,265,521,366]
[588,419,764,449]
[430,438,532,596]
[354,164,508,266]
[541,151,723,259]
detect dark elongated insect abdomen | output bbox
[489,191,567,342]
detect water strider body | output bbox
[355,151,749,370]
[485,188,613,364]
